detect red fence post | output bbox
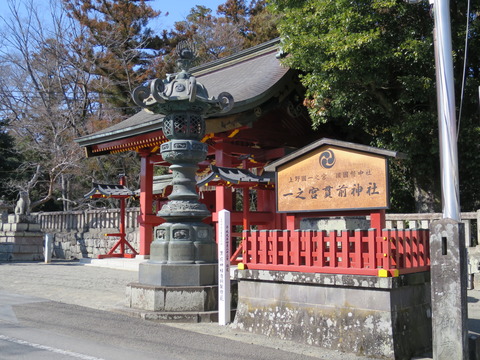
[410,229,419,268]
[318,231,326,267]
[330,231,337,268]
[367,229,376,270]
[405,231,412,268]
[259,231,268,265]
[251,230,258,265]
[353,230,363,269]
[381,230,391,271]
[283,230,290,267]
[292,230,301,266]
[305,230,312,267]
[272,230,279,265]
[340,231,349,268]
[421,230,430,267]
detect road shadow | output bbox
[469,295,479,303]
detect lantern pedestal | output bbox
[126,282,219,322]
[138,263,217,287]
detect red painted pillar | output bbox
[139,151,154,256]
[370,209,386,236]
[256,188,281,229]
[286,214,299,231]
[119,175,126,256]
[215,142,233,244]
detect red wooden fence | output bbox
[241,229,430,277]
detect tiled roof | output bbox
[84,183,135,198]
[134,175,173,197]
[197,165,274,187]
[76,39,289,147]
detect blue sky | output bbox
[0,0,226,31]
[154,0,226,29]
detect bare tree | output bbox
[0,0,94,211]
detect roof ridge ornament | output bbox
[132,42,233,115]
[175,40,196,73]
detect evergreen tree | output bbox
[0,119,21,202]
[62,0,161,115]
[164,1,279,67]
[271,0,480,212]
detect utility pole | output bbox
[428,0,468,358]
[433,0,461,221]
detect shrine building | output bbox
[75,38,322,258]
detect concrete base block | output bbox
[126,282,218,312]
[141,310,218,323]
[469,334,480,360]
[0,227,44,261]
[7,214,36,224]
[116,306,224,323]
[139,262,217,286]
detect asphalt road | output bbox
[0,261,380,360]
[5,260,480,359]
[1,294,329,360]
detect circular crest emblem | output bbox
[319,150,336,169]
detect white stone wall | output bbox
[47,228,140,260]
[31,208,141,259]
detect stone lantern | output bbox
[129,42,233,313]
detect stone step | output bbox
[114,306,233,323]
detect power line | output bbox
[457,0,471,139]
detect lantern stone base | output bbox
[138,262,217,287]
[125,282,219,323]
[126,282,217,311]
[125,263,219,322]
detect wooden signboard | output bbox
[265,139,400,213]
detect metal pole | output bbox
[430,4,468,360]
[432,0,461,221]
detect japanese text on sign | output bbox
[277,146,389,212]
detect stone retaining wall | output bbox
[48,228,140,259]
[234,269,432,359]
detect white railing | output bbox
[33,207,141,232]
[385,211,479,247]
[31,208,480,245]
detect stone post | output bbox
[430,218,468,359]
